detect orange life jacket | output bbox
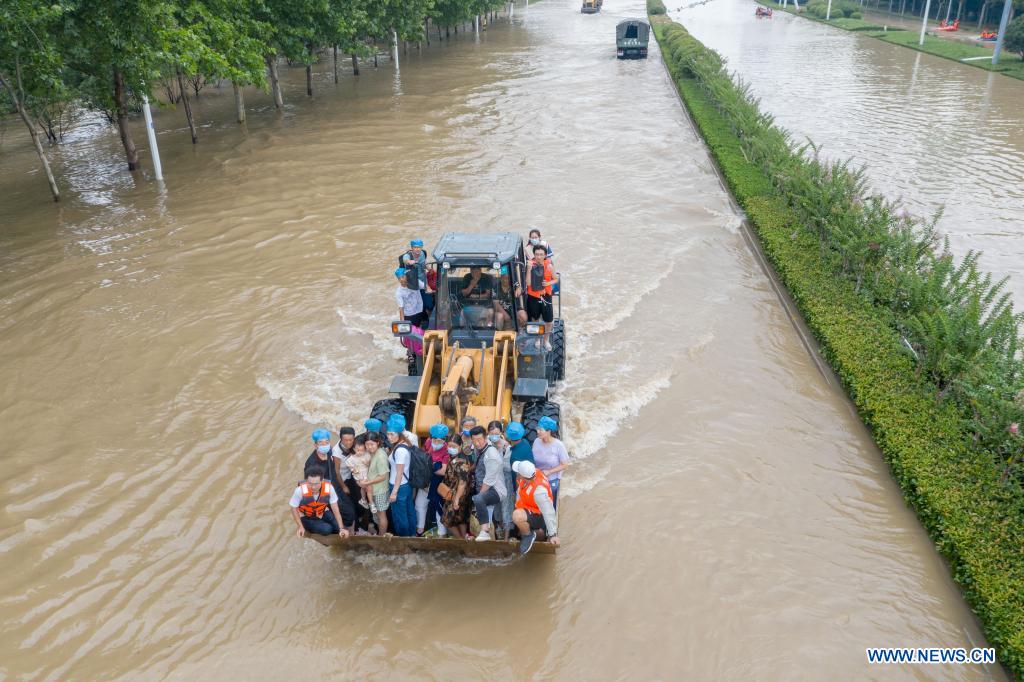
[526,259,554,299]
[515,471,553,514]
[297,481,332,518]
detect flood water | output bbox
[677,0,1024,303]
[0,0,1008,679]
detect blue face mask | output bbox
[316,444,331,455]
[487,434,501,443]
[462,429,471,436]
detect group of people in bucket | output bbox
[289,412,570,555]
[392,228,558,334]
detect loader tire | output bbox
[369,398,414,431]
[522,400,561,444]
[546,319,565,383]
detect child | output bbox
[346,435,374,513]
[363,433,390,535]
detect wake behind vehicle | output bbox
[616,19,651,59]
[309,232,565,558]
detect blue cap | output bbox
[311,428,331,443]
[429,423,450,439]
[505,421,525,440]
[395,267,407,279]
[364,418,383,432]
[386,414,406,434]
[410,239,424,247]
[537,416,557,432]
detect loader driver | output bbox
[460,266,494,302]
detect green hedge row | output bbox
[648,0,668,15]
[650,15,1024,676]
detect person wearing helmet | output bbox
[302,428,356,531]
[395,267,428,329]
[400,238,434,314]
[385,414,417,536]
[511,460,558,555]
[505,421,531,508]
[425,423,451,536]
[531,416,569,506]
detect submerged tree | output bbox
[0,0,66,201]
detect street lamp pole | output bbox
[991,0,1014,65]
[919,0,933,45]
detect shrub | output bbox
[647,0,667,15]
[650,17,1024,675]
[1006,16,1024,59]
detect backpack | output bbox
[406,444,432,489]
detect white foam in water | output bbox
[336,306,407,359]
[558,370,674,462]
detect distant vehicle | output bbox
[755,6,773,17]
[616,19,650,59]
[582,0,600,13]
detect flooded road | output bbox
[0,0,1006,679]
[676,0,1024,303]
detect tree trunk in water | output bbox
[425,18,430,45]
[233,81,246,123]
[306,45,314,97]
[352,53,360,76]
[265,55,284,108]
[113,68,140,170]
[0,71,60,201]
[176,68,198,144]
[374,51,378,67]
[333,46,339,84]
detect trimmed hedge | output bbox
[648,0,667,15]
[651,16,1024,676]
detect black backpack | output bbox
[405,444,432,489]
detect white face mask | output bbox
[447,447,459,456]
[316,444,331,454]
[529,238,540,245]
[432,439,445,449]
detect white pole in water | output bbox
[919,0,932,45]
[141,94,163,181]
[826,0,833,19]
[991,0,1014,65]
[509,1,514,18]
[391,28,399,72]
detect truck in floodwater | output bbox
[617,20,651,59]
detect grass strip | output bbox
[765,1,1024,81]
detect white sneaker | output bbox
[475,530,492,541]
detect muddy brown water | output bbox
[0,0,1009,679]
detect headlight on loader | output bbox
[525,323,546,335]
[392,321,413,336]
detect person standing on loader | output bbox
[395,267,428,329]
[526,244,557,350]
[400,238,434,314]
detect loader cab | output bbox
[433,232,527,348]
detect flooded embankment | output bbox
[0,0,1006,678]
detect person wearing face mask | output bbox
[424,424,451,537]
[332,426,369,530]
[527,228,554,262]
[469,426,507,541]
[440,434,472,539]
[487,420,514,537]
[304,429,356,532]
